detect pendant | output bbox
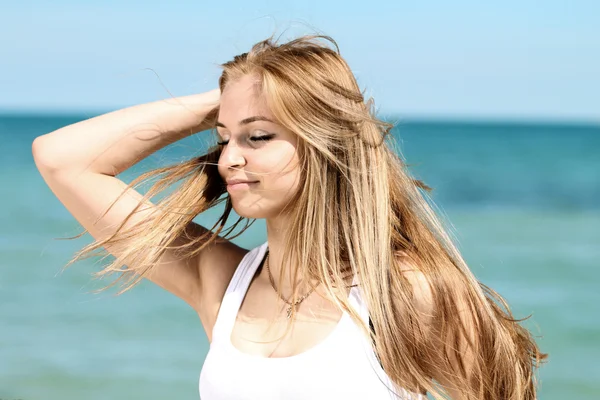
[286,305,293,319]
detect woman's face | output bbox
[217,74,301,219]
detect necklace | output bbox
[264,250,317,319]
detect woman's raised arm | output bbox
[32,90,221,176]
[31,90,247,336]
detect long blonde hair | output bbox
[65,34,546,399]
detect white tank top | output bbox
[199,242,425,400]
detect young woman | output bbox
[32,35,546,399]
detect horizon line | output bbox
[1,108,599,128]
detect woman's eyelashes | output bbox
[250,133,276,142]
[217,132,275,147]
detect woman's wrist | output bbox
[158,88,220,135]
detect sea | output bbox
[1,113,598,400]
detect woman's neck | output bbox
[264,217,292,287]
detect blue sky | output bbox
[1,0,599,121]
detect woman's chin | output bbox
[231,204,264,220]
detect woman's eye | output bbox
[250,134,275,142]
[217,133,274,147]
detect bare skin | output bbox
[32,75,349,358]
[32,74,473,398]
[217,75,349,357]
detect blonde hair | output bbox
[66,34,546,399]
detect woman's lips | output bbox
[227,181,258,191]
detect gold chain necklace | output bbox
[264,250,317,319]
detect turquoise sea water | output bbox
[1,114,598,399]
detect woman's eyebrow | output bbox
[216,116,274,128]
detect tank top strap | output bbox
[348,275,371,324]
[210,241,269,343]
[347,277,424,399]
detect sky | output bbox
[1,0,599,122]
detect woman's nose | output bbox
[220,142,246,170]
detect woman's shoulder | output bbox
[394,252,434,318]
[194,240,251,334]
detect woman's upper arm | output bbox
[397,256,473,400]
[147,221,248,315]
[32,153,246,320]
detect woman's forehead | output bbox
[221,75,263,103]
[219,79,275,127]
